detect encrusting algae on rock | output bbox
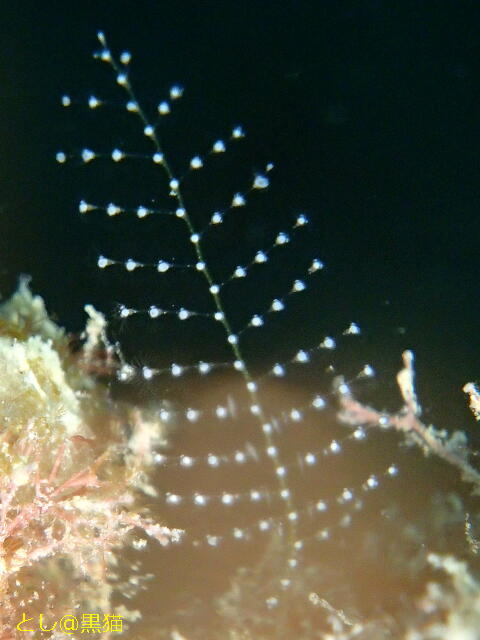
[0,278,181,639]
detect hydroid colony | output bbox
[3,30,479,639]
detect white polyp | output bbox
[79,201,93,214]
[250,404,260,416]
[233,528,244,539]
[312,395,326,409]
[388,464,399,476]
[235,451,246,463]
[142,366,154,380]
[153,152,164,164]
[116,73,127,86]
[316,500,327,511]
[253,174,269,189]
[211,211,223,224]
[233,359,245,371]
[353,427,367,440]
[190,233,200,244]
[305,453,316,465]
[120,51,131,65]
[97,255,110,269]
[143,125,154,137]
[250,315,264,327]
[215,406,228,419]
[56,151,67,163]
[255,251,267,263]
[295,350,309,363]
[81,148,95,163]
[149,306,160,318]
[250,490,261,501]
[157,260,170,273]
[262,422,272,434]
[190,156,203,169]
[166,494,182,505]
[317,529,330,541]
[275,232,289,245]
[117,364,135,382]
[266,446,277,457]
[111,148,124,162]
[320,336,336,350]
[337,382,350,395]
[88,95,101,109]
[207,454,219,467]
[158,101,170,115]
[175,207,185,217]
[272,364,285,377]
[340,488,354,502]
[125,259,138,271]
[294,540,303,550]
[159,409,171,422]
[366,475,379,489]
[280,489,290,500]
[171,364,183,377]
[198,362,211,374]
[180,455,194,468]
[361,364,375,377]
[288,558,298,568]
[213,140,225,153]
[137,206,149,218]
[232,193,245,207]
[292,279,306,292]
[234,266,246,278]
[195,261,205,271]
[194,494,207,506]
[296,213,308,225]
[288,512,298,522]
[276,466,286,477]
[290,409,302,422]
[169,178,179,191]
[232,125,245,138]
[170,85,183,99]
[259,520,270,532]
[310,258,324,271]
[119,305,132,318]
[329,440,341,454]
[214,311,224,322]
[186,408,199,422]
[107,203,121,216]
[227,334,238,345]
[178,308,190,320]
[61,95,71,107]
[126,100,139,112]
[344,322,361,335]
[271,299,284,311]
[247,381,257,392]
[222,494,234,505]
[379,415,390,427]
[206,536,220,547]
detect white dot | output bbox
[190,156,203,169]
[144,125,154,137]
[312,395,325,409]
[211,211,223,224]
[158,101,170,115]
[266,446,277,457]
[97,255,110,269]
[117,72,128,86]
[186,408,199,421]
[194,494,207,506]
[180,456,194,468]
[232,125,245,138]
[213,140,225,153]
[169,178,179,191]
[88,95,101,109]
[272,364,285,377]
[233,360,245,371]
[280,489,290,499]
[178,308,190,320]
[227,334,238,345]
[207,454,219,467]
[235,451,246,464]
[290,409,302,422]
[271,299,284,312]
[259,520,270,531]
[329,440,341,454]
[153,152,164,163]
[233,528,244,539]
[126,100,139,112]
[170,85,183,99]
[232,193,245,207]
[247,381,257,392]
[388,464,399,476]
[262,422,272,434]
[234,266,246,278]
[107,203,121,216]
[120,51,131,65]
[175,207,186,218]
[288,511,298,522]
[125,258,138,271]
[56,151,66,163]
[296,213,308,225]
[199,362,211,374]
[295,350,309,363]
[250,404,260,415]
[81,149,95,163]
[309,258,324,272]
[171,364,183,377]
[142,366,154,380]
[305,453,316,465]
[214,311,224,321]
[157,260,170,273]
[253,174,269,189]
[149,306,160,318]
[222,493,234,505]
[255,251,267,263]
[250,315,264,327]
[293,279,306,292]
[250,490,261,501]
[215,406,228,419]
[275,232,289,245]
[61,95,71,107]
[137,205,149,218]
[166,493,182,505]
[196,261,205,271]
[316,500,327,511]
[276,466,286,477]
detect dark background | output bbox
[1,1,479,438]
